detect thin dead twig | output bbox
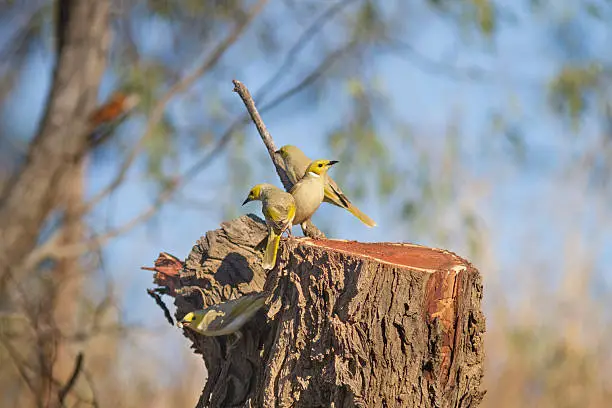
[58,352,84,405]
[146,289,174,326]
[232,80,293,190]
[23,183,176,266]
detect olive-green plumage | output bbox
[288,158,338,228]
[243,183,296,270]
[277,145,376,227]
[177,292,267,336]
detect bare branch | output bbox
[20,231,63,271]
[58,352,84,405]
[146,289,174,326]
[23,183,176,265]
[232,80,293,190]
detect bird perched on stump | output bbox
[288,159,338,232]
[177,292,268,348]
[277,145,376,227]
[243,183,296,270]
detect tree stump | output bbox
[149,215,485,408]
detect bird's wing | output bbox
[201,307,227,332]
[264,202,295,232]
[278,157,298,188]
[285,165,300,186]
[226,293,268,322]
[282,156,301,185]
[324,177,351,208]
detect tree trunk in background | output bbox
[0,0,109,290]
[47,159,86,404]
[0,1,109,406]
[159,216,485,408]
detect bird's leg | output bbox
[301,221,325,239]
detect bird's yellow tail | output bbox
[263,230,281,270]
[323,184,376,227]
[347,203,377,227]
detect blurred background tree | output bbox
[0,0,611,407]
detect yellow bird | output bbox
[288,159,338,230]
[243,183,296,270]
[277,145,376,227]
[178,292,268,348]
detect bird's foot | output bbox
[301,221,326,239]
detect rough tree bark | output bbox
[148,215,485,408]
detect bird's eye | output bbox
[318,163,323,168]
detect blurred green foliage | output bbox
[549,63,603,125]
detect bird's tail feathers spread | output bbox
[263,230,281,270]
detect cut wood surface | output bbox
[148,215,485,408]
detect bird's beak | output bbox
[328,160,339,166]
[242,197,252,206]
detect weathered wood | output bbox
[158,215,485,408]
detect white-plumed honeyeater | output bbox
[277,145,376,227]
[288,158,338,229]
[243,183,296,270]
[177,292,268,337]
